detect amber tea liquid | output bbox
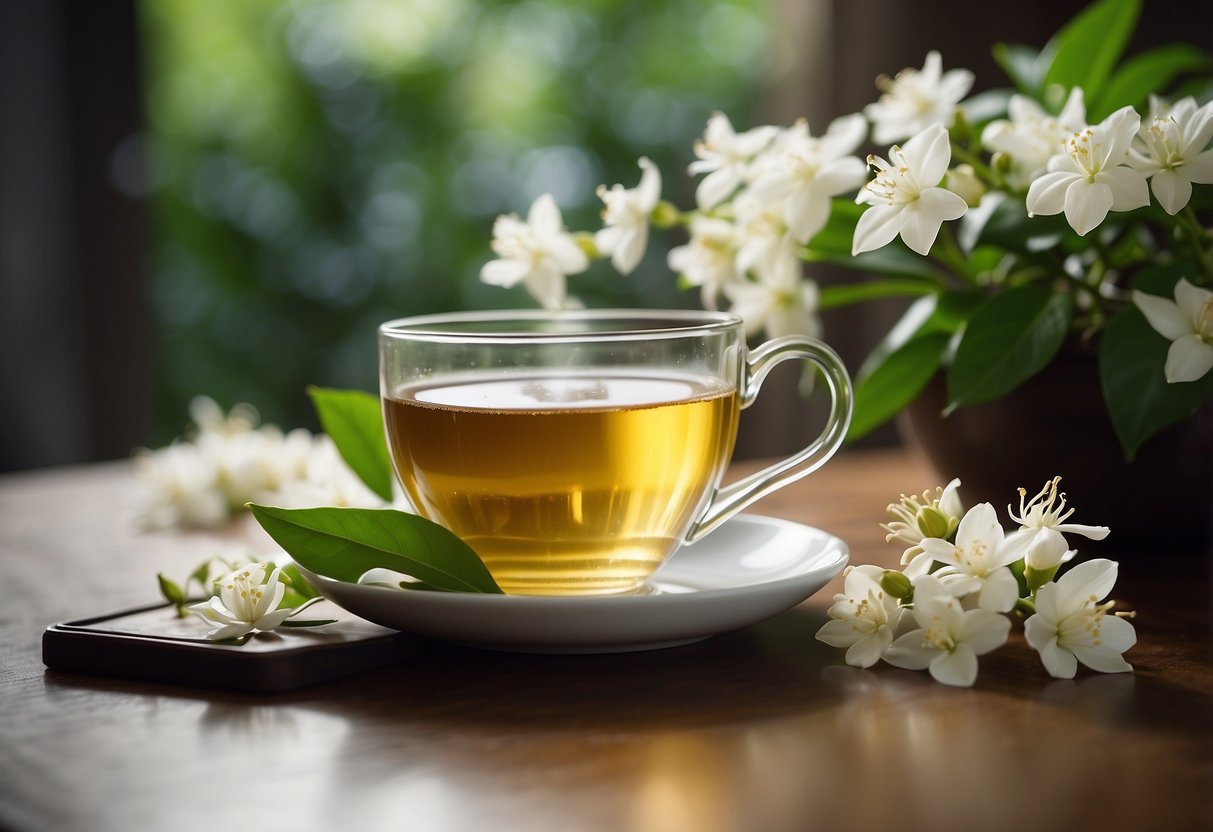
[384,372,740,596]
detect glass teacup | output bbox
[379,309,851,596]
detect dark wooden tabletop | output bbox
[2,447,1210,832]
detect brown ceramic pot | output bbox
[900,339,1213,553]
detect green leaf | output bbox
[849,333,951,441]
[1100,306,1213,458]
[189,560,213,588]
[960,191,1069,254]
[278,563,322,608]
[992,43,1048,96]
[855,290,984,379]
[818,278,937,310]
[1042,0,1140,104]
[308,386,395,503]
[1093,44,1213,121]
[248,504,504,594]
[157,574,185,606]
[946,285,1073,412]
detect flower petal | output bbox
[527,193,563,236]
[956,503,1002,551]
[851,203,903,255]
[1175,277,1213,320]
[1062,178,1113,236]
[786,189,832,244]
[611,227,647,275]
[814,156,869,195]
[254,607,296,631]
[1071,643,1133,674]
[1149,169,1193,215]
[1093,107,1141,167]
[1058,558,1119,604]
[1180,148,1213,184]
[1165,335,1213,383]
[525,264,568,311]
[546,236,590,274]
[901,123,952,187]
[823,113,868,155]
[1026,171,1078,217]
[636,156,662,207]
[480,258,531,288]
[1094,612,1138,653]
[696,167,741,210]
[1133,290,1192,340]
[845,629,894,668]
[1023,614,1055,653]
[883,631,937,670]
[929,644,979,687]
[207,621,254,642]
[1038,638,1079,679]
[976,568,1020,613]
[815,618,863,649]
[1053,522,1110,541]
[965,609,1013,654]
[897,199,947,255]
[1097,166,1150,212]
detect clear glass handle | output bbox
[685,335,853,543]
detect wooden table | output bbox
[2,447,1210,832]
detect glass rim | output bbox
[379,308,743,344]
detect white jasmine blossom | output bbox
[1024,558,1136,678]
[747,114,868,244]
[883,575,1012,687]
[134,399,389,529]
[667,215,742,310]
[919,502,1022,613]
[480,193,589,311]
[1128,97,1213,215]
[265,434,383,510]
[732,193,792,277]
[864,51,975,145]
[852,123,969,256]
[688,112,779,209]
[981,88,1087,188]
[1025,106,1150,236]
[595,157,662,275]
[132,442,228,529]
[815,564,904,668]
[1133,277,1213,382]
[723,242,821,340]
[188,563,324,641]
[1003,476,1110,572]
[881,478,964,563]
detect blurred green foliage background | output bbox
[139,0,776,441]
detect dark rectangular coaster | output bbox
[42,601,420,692]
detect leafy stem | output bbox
[932,225,980,285]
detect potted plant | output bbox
[478,0,1213,547]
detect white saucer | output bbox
[294,514,848,654]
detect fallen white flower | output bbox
[883,575,1011,687]
[1024,558,1136,679]
[815,564,904,669]
[188,563,324,641]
